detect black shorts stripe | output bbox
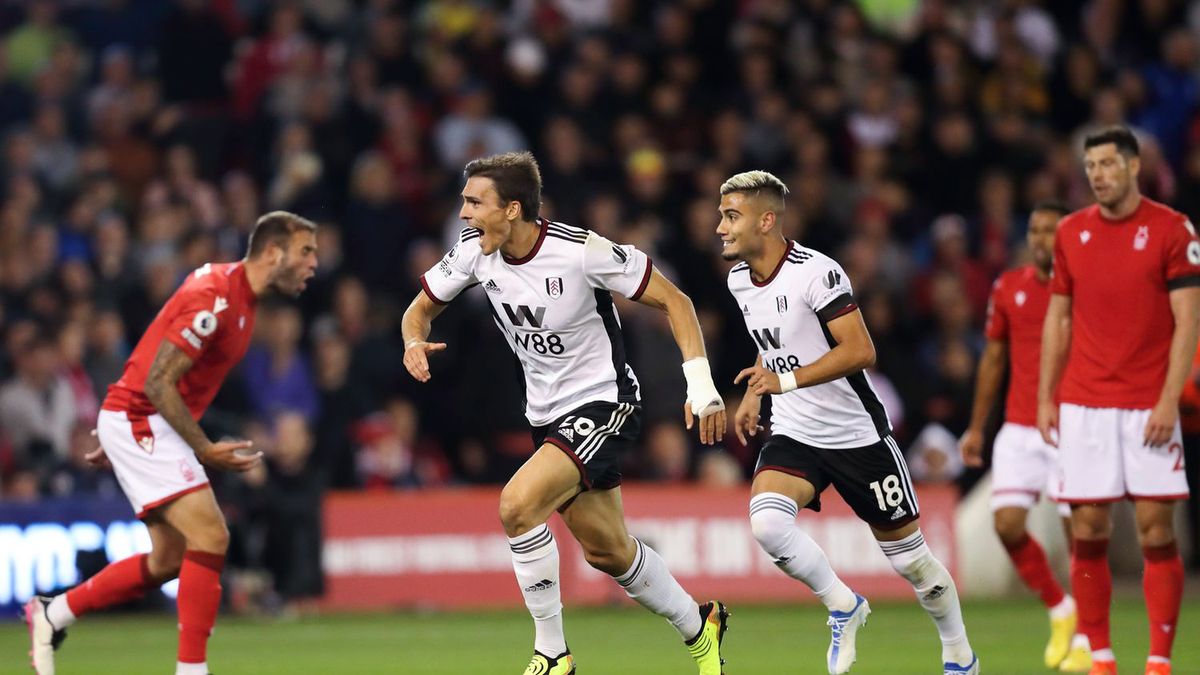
[577,403,634,463]
[884,436,919,509]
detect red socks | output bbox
[177,550,225,665]
[65,553,152,616]
[1143,542,1183,660]
[1071,538,1112,652]
[1003,534,1066,608]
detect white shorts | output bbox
[991,423,1069,516]
[97,409,210,518]
[1057,403,1190,502]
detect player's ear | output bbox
[760,210,777,234]
[506,201,521,221]
[1127,154,1141,179]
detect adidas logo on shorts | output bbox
[890,505,907,520]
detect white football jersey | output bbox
[422,219,651,426]
[729,241,891,449]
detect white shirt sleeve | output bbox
[420,229,481,304]
[581,232,653,300]
[803,258,857,323]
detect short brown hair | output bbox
[463,151,542,221]
[247,211,317,258]
[1083,126,1139,157]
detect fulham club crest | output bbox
[546,276,564,299]
[776,295,788,314]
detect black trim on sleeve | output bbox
[1166,276,1200,291]
[815,292,857,323]
[630,258,654,301]
[419,274,448,305]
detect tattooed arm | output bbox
[143,341,261,472]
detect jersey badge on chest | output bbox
[546,276,564,299]
[1133,225,1149,251]
[776,295,788,314]
[1015,291,1026,307]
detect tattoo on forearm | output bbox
[145,341,210,455]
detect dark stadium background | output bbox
[0,0,1198,661]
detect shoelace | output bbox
[826,613,851,648]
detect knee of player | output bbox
[749,508,791,551]
[498,490,537,534]
[1136,522,1175,548]
[991,514,1027,546]
[187,520,230,554]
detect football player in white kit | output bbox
[719,171,977,675]
[402,152,729,675]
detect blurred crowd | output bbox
[3,0,1200,596]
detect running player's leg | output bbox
[158,487,232,675]
[830,436,974,672]
[751,468,863,675]
[499,442,580,674]
[560,488,725,675]
[874,519,975,672]
[27,516,185,674]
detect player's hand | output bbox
[1037,401,1058,447]
[85,429,113,470]
[197,440,262,472]
[1144,398,1179,447]
[403,339,447,382]
[734,358,783,396]
[958,427,985,468]
[734,393,763,445]
[684,401,726,446]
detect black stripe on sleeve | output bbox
[1167,275,1200,291]
[815,292,857,323]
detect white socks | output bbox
[175,662,208,675]
[1050,594,1076,621]
[749,493,857,612]
[614,538,702,641]
[880,529,973,665]
[46,595,77,629]
[509,524,567,656]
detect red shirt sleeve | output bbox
[1164,216,1200,290]
[162,285,223,360]
[984,278,1008,340]
[1049,227,1073,296]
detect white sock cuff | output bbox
[614,538,646,587]
[749,492,799,519]
[878,529,928,567]
[509,524,555,563]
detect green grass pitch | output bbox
[3,598,1197,673]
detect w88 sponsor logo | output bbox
[513,332,565,355]
[763,354,802,373]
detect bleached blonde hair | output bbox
[719,170,789,211]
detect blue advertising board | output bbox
[0,497,176,620]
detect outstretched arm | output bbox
[635,267,726,444]
[401,289,448,382]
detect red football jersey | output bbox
[1050,198,1200,408]
[985,265,1050,426]
[103,262,258,419]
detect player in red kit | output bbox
[23,212,318,675]
[960,201,1090,671]
[1038,127,1199,675]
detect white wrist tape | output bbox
[682,357,724,417]
[778,369,798,393]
